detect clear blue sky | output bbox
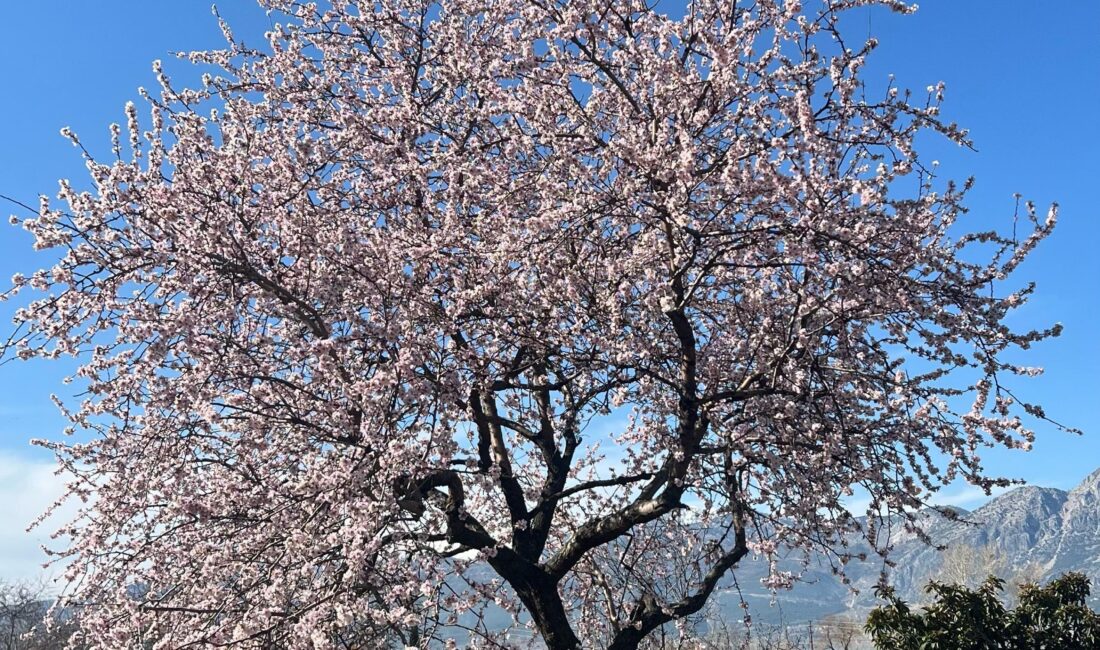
[0,2,1097,581]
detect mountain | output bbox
[720,469,1100,626]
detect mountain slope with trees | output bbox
[718,470,1100,626]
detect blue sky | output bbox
[0,2,1097,582]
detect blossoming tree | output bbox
[3,0,1067,647]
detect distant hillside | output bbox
[716,468,1100,626]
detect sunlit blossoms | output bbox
[2,0,1067,647]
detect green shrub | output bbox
[865,572,1100,650]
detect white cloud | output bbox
[0,452,75,588]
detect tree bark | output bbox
[514,582,581,650]
[488,553,581,649]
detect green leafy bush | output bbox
[865,572,1100,650]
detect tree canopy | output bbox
[1,0,1065,647]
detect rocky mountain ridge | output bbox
[722,468,1100,625]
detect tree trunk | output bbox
[488,554,581,649]
[514,582,582,649]
[607,627,650,650]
